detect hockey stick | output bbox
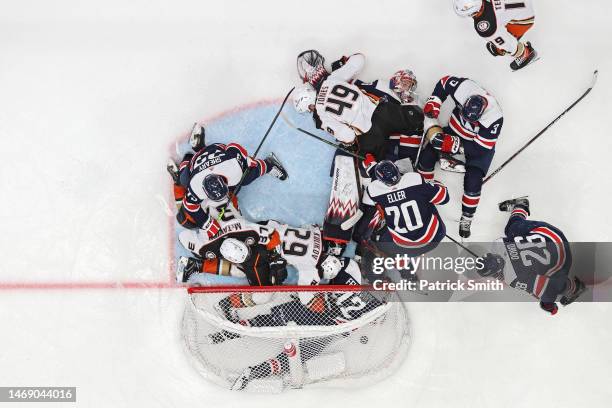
[230,87,295,199]
[413,129,427,169]
[483,69,598,184]
[444,233,481,258]
[280,112,366,160]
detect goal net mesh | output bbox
[182,285,410,392]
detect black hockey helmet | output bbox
[374,160,401,186]
[202,174,229,202]
[461,94,488,122]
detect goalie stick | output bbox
[483,69,598,184]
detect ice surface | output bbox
[1,0,612,407]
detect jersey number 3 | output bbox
[325,85,359,116]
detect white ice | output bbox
[1,0,611,407]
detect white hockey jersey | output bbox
[314,54,377,144]
[472,0,535,54]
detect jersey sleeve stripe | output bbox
[531,227,567,276]
[475,135,497,149]
[449,115,478,139]
[388,215,440,248]
[183,197,201,212]
[227,142,248,158]
[533,275,550,299]
[431,186,448,205]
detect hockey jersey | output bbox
[363,172,449,248]
[498,219,572,302]
[429,76,503,151]
[313,54,377,144]
[180,142,265,233]
[473,0,535,55]
[354,79,422,150]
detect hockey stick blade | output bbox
[483,69,598,184]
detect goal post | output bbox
[182,285,411,392]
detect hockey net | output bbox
[182,285,410,392]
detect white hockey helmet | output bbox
[319,254,343,280]
[293,84,316,114]
[453,0,483,17]
[220,238,250,264]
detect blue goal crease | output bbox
[173,105,337,284]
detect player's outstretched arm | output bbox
[329,53,365,82]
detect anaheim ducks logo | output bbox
[477,21,490,32]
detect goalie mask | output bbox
[220,238,250,264]
[390,69,418,104]
[319,254,343,280]
[293,84,316,114]
[297,49,329,88]
[453,0,483,17]
[203,174,229,202]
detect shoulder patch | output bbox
[473,0,497,38]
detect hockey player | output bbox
[477,197,586,315]
[356,158,449,256]
[167,124,288,234]
[453,0,537,71]
[353,69,424,164]
[176,183,289,286]
[419,75,503,238]
[293,50,423,161]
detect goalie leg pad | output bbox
[323,150,361,243]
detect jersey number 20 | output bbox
[385,200,424,233]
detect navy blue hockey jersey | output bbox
[502,217,572,301]
[364,172,449,248]
[429,76,503,151]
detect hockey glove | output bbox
[486,41,507,57]
[331,56,348,71]
[268,254,288,285]
[430,132,461,154]
[361,153,377,178]
[540,301,558,315]
[477,253,505,278]
[423,96,442,119]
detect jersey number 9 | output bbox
[325,85,359,116]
